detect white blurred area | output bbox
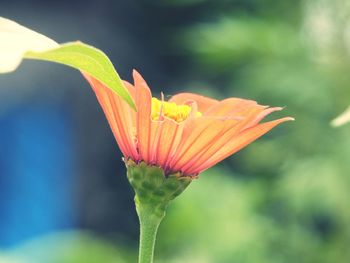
[303,0,350,62]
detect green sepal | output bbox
[126,160,192,218]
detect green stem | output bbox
[126,161,192,263]
[136,199,166,263]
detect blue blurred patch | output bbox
[0,103,76,248]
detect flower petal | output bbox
[153,119,184,169]
[133,70,152,163]
[169,92,219,112]
[180,119,241,174]
[167,117,229,173]
[182,107,286,174]
[204,98,263,117]
[243,107,283,129]
[189,117,294,174]
[148,120,163,164]
[167,102,269,174]
[84,73,138,159]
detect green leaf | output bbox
[0,17,135,110]
[25,42,136,110]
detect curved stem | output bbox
[136,201,165,263]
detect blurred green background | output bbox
[1,0,350,262]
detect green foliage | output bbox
[182,17,303,67]
[156,166,350,263]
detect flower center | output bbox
[151,97,202,122]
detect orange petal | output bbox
[223,106,275,135]
[204,98,263,117]
[133,69,152,162]
[169,100,265,171]
[84,73,138,160]
[148,119,163,164]
[169,92,219,112]
[167,117,230,173]
[243,107,283,129]
[152,118,184,169]
[180,119,242,174]
[122,80,136,99]
[181,107,286,174]
[190,117,294,174]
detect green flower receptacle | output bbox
[125,159,192,217]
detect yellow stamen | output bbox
[151,97,202,122]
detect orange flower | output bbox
[84,70,293,177]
